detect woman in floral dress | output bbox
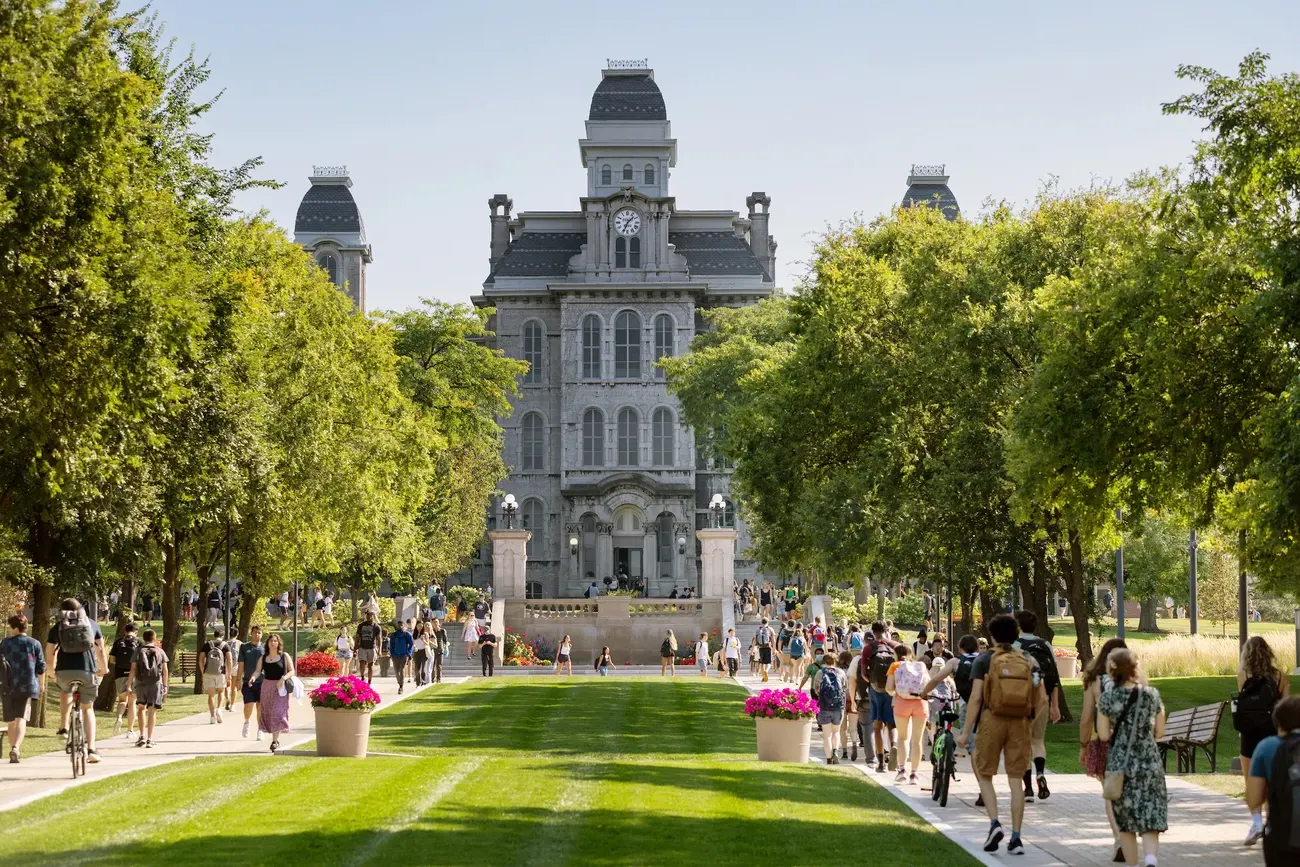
[1097,648,1167,867]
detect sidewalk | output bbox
[0,675,465,814]
[734,672,1260,866]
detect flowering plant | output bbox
[296,651,341,677]
[310,675,381,711]
[744,688,818,720]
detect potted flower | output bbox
[744,688,818,763]
[310,675,382,758]
[1053,647,1079,680]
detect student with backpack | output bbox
[1244,695,1300,862]
[1014,610,1063,802]
[236,625,264,740]
[754,618,776,682]
[355,612,384,682]
[659,630,678,677]
[388,620,413,694]
[921,634,981,769]
[865,621,899,774]
[812,651,848,764]
[200,628,232,724]
[956,614,1047,855]
[128,628,169,748]
[786,627,808,685]
[850,645,874,765]
[1237,635,1291,844]
[695,633,711,677]
[810,617,828,653]
[43,598,107,763]
[724,628,740,677]
[848,623,865,653]
[886,644,930,784]
[109,621,141,738]
[595,646,614,676]
[250,633,294,753]
[2,614,46,764]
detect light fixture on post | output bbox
[502,493,518,530]
[708,493,725,528]
[569,535,579,555]
[676,536,686,555]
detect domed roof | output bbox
[589,72,666,121]
[294,182,364,235]
[902,182,960,221]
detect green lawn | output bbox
[1044,615,1292,643]
[0,678,978,866]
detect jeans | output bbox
[481,652,494,677]
[726,657,738,676]
[413,649,428,685]
[599,665,609,676]
[432,651,443,683]
[420,652,434,685]
[393,656,410,688]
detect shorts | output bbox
[974,712,1032,779]
[697,657,708,671]
[1031,704,1049,743]
[784,600,796,612]
[357,648,376,663]
[892,696,928,720]
[115,676,132,695]
[208,607,223,622]
[868,688,895,726]
[336,649,353,660]
[758,646,772,665]
[241,680,262,704]
[817,706,845,726]
[432,609,447,621]
[2,693,32,723]
[135,681,165,709]
[1241,731,1268,760]
[55,670,99,703]
[204,673,227,690]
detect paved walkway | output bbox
[0,675,465,813]
[734,672,1260,866]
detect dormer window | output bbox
[601,165,611,185]
[622,164,633,182]
[644,164,655,185]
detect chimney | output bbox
[488,194,513,267]
[746,192,772,280]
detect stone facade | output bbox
[293,165,372,313]
[468,63,776,599]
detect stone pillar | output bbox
[696,528,737,600]
[597,521,614,586]
[642,529,656,588]
[488,529,531,599]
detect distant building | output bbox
[902,164,960,221]
[293,165,372,312]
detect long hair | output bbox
[1107,647,1139,687]
[666,629,677,652]
[264,633,283,656]
[1241,635,1281,683]
[1083,638,1128,690]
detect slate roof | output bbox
[486,232,585,283]
[589,74,667,121]
[902,182,960,221]
[295,183,364,234]
[669,232,767,277]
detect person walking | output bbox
[555,635,574,675]
[813,651,848,764]
[724,627,740,677]
[956,613,1047,856]
[1236,633,1291,845]
[389,620,413,695]
[43,598,107,764]
[695,633,711,677]
[1097,648,1167,867]
[595,646,613,676]
[1,615,45,763]
[412,625,429,687]
[837,650,859,763]
[864,621,899,773]
[200,628,232,724]
[478,627,497,677]
[787,627,808,685]
[355,612,383,684]
[1244,695,1300,863]
[462,616,481,659]
[659,629,678,676]
[472,596,489,630]
[431,619,448,684]
[108,621,141,738]
[251,633,294,752]
[759,582,772,620]
[276,591,290,629]
[235,625,264,740]
[334,626,354,677]
[1014,610,1063,802]
[127,628,168,748]
[887,644,929,784]
[1080,638,1129,859]
[754,618,775,682]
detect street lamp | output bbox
[502,494,518,529]
[708,493,725,528]
[569,535,579,555]
[676,536,686,555]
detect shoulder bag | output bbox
[1102,687,1142,801]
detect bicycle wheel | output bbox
[70,713,84,779]
[930,738,943,800]
[937,732,956,807]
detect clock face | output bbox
[613,209,641,236]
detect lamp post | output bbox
[1115,509,1125,640]
[1188,528,1198,635]
[708,493,724,529]
[502,494,518,530]
[676,536,686,555]
[223,518,231,638]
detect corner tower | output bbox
[294,165,372,312]
[901,164,960,221]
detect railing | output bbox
[522,601,596,619]
[629,601,704,617]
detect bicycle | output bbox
[65,680,87,779]
[927,695,960,807]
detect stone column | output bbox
[488,529,531,599]
[597,521,614,587]
[696,528,737,600]
[642,528,656,588]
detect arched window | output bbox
[622,164,633,181]
[601,165,612,185]
[317,253,339,286]
[653,314,673,378]
[617,408,639,466]
[522,499,544,558]
[657,512,675,565]
[582,408,604,466]
[614,311,641,379]
[521,412,544,471]
[525,580,543,599]
[582,315,601,379]
[522,321,543,384]
[652,408,674,465]
[644,164,656,185]
[629,237,641,269]
[615,237,627,269]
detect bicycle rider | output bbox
[43,598,108,764]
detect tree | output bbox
[1122,515,1192,632]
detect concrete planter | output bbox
[314,707,372,758]
[754,716,813,763]
[1055,654,1078,681]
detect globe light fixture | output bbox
[708,493,725,528]
[569,535,579,555]
[502,493,518,529]
[676,536,687,555]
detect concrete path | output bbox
[733,672,1260,866]
[0,675,466,814]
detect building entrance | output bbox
[614,546,642,585]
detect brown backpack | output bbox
[985,646,1034,718]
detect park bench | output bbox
[1157,701,1226,773]
[175,651,198,682]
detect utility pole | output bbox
[1188,528,1198,636]
[1238,529,1249,649]
[1115,510,1125,639]
[224,519,232,638]
[292,577,299,661]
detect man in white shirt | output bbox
[724,628,741,677]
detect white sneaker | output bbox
[214,709,223,724]
[242,721,250,738]
[209,713,216,725]
[1244,820,1265,846]
[256,729,264,741]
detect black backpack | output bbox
[1264,732,1300,859]
[1018,637,1060,694]
[1234,676,1282,736]
[867,640,896,691]
[660,638,673,657]
[954,652,979,702]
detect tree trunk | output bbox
[854,579,870,606]
[1138,596,1160,633]
[977,585,997,640]
[960,582,975,638]
[193,565,212,695]
[29,582,52,728]
[161,532,184,664]
[1014,562,1032,619]
[1031,544,1056,642]
[238,582,255,641]
[1064,526,1093,665]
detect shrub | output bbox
[1254,595,1298,624]
[310,675,381,711]
[296,651,341,677]
[447,585,483,608]
[503,629,547,666]
[743,688,819,720]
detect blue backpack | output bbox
[815,665,845,708]
[790,637,806,658]
[849,632,864,651]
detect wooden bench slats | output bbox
[1156,700,1225,774]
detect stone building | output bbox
[470,62,777,599]
[293,165,372,313]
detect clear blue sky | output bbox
[152,0,1300,311]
